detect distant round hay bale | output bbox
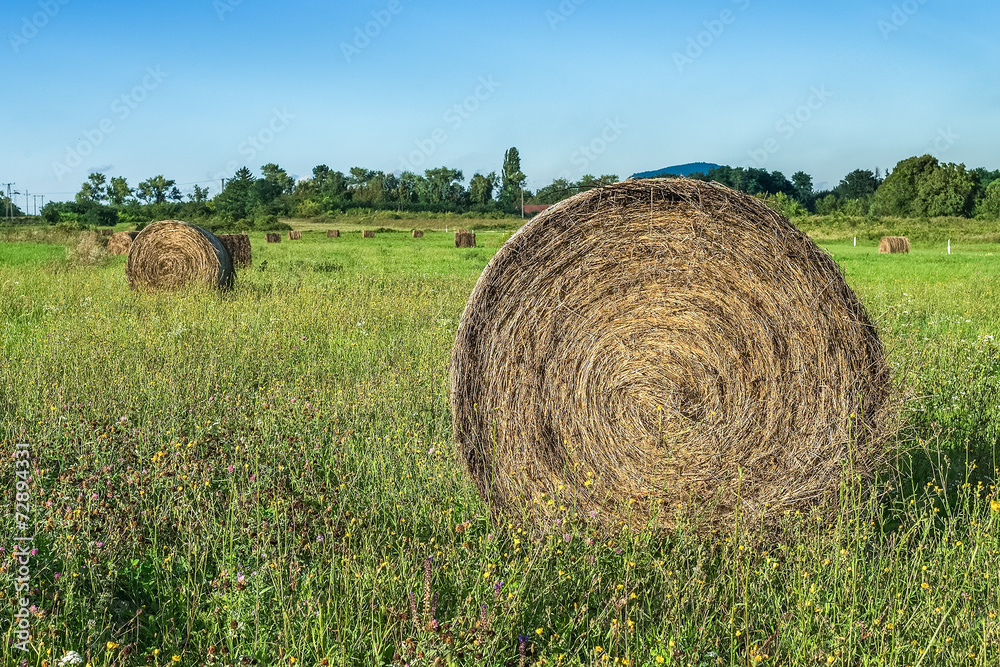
[878,236,910,254]
[288,230,302,240]
[266,233,281,243]
[107,231,139,255]
[126,220,233,291]
[450,178,892,529]
[412,230,424,238]
[216,234,252,268]
[455,230,476,248]
[327,229,340,238]
[362,230,375,238]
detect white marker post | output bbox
[853,236,857,247]
[948,239,951,255]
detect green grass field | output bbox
[1,228,998,666]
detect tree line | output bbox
[31,150,1000,231]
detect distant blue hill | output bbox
[630,162,721,179]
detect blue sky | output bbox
[2,0,998,205]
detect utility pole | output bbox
[2,183,13,223]
[33,195,44,216]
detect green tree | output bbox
[214,167,254,219]
[468,172,498,205]
[975,180,1000,219]
[499,147,525,209]
[791,171,813,206]
[422,167,465,205]
[106,176,132,206]
[530,177,575,205]
[76,172,107,204]
[872,155,974,217]
[261,163,295,194]
[834,169,880,200]
[190,184,210,203]
[136,175,177,204]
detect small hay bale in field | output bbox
[454,230,476,248]
[450,178,892,530]
[327,229,340,238]
[412,230,424,238]
[106,231,139,255]
[878,236,910,254]
[99,228,114,237]
[216,233,252,268]
[126,220,233,291]
[288,230,302,240]
[266,233,281,243]
[362,230,375,238]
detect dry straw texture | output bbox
[266,233,281,243]
[878,236,910,254]
[288,230,303,240]
[106,231,139,255]
[216,234,252,268]
[327,229,340,238]
[455,230,476,248]
[450,178,892,530]
[362,230,375,238]
[126,220,234,291]
[99,228,114,237]
[412,230,425,238]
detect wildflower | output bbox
[316,535,324,543]
[58,651,84,666]
[172,655,181,662]
[991,498,1000,513]
[563,533,572,543]
[536,627,543,636]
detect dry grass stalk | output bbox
[454,230,476,248]
[327,230,340,238]
[216,234,252,268]
[412,230,424,238]
[106,231,139,255]
[288,230,303,240]
[362,230,375,238]
[126,220,234,291]
[878,236,910,253]
[450,178,892,531]
[266,233,281,243]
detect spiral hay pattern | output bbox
[107,231,139,256]
[126,220,233,291]
[450,179,892,529]
[878,236,910,254]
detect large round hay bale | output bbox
[107,231,139,255]
[126,220,233,291]
[288,230,302,240]
[216,234,252,268]
[362,230,375,238]
[266,233,281,243]
[327,229,340,238]
[450,179,892,529]
[455,230,476,248]
[878,236,910,253]
[412,230,424,238]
